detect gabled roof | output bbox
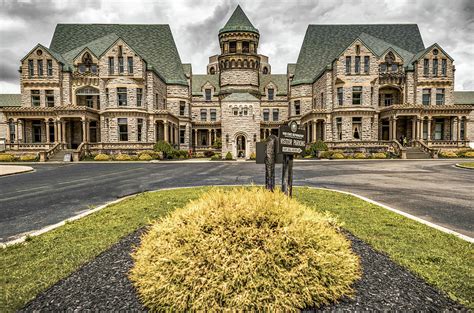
[260,74,288,95]
[62,33,119,66]
[0,94,21,107]
[222,92,259,102]
[192,74,220,95]
[409,43,454,64]
[358,33,415,65]
[50,24,188,85]
[293,24,425,85]
[219,5,259,35]
[454,91,474,105]
[20,44,69,70]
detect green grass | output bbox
[1,186,472,311]
[456,162,474,169]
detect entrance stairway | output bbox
[48,149,75,162]
[405,147,431,159]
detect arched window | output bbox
[231,60,236,68]
[243,60,248,68]
[209,67,216,75]
[225,60,230,68]
[262,66,268,74]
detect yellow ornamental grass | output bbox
[130,187,360,311]
[0,153,15,162]
[94,153,110,161]
[463,151,474,158]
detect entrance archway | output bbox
[236,135,246,158]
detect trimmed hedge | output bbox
[19,154,37,162]
[94,154,110,161]
[114,154,132,161]
[138,154,153,161]
[372,152,387,159]
[225,151,233,160]
[0,154,15,162]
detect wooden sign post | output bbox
[278,121,305,197]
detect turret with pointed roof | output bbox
[219,5,259,35]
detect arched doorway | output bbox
[236,135,246,158]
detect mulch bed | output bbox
[20,229,466,311]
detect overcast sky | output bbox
[1,0,473,93]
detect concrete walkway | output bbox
[0,165,34,177]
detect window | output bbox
[432,59,438,76]
[355,56,360,74]
[47,60,53,76]
[9,121,15,142]
[384,93,393,106]
[242,41,249,53]
[46,90,54,107]
[352,86,362,105]
[179,101,185,115]
[105,88,109,105]
[180,128,185,144]
[91,65,97,74]
[263,109,269,121]
[137,118,143,141]
[205,89,212,101]
[108,57,114,74]
[127,57,133,74]
[268,88,274,101]
[86,95,93,108]
[233,108,239,116]
[294,100,301,115]
[28,59,34,77]
[436,88,445,105]
[272,109,279,121]
[352,117,362,139]
[200,109,207,121]
[422,89,431,105]
[136,88,143,107]
[118,57,124,74]
[356,44,360,55]
[423,59,429,76]
[337,87,343,106]
[336,117,342,140]
[31,90,40,106]
[320,92,324,107]
[364,56,369,73]
[118,45,123,55]
[229,41,236,53]
[32,121,42,143]
[79,64,86,73]
[391,64,398,72]
[380,63,387,72]
[210,109,216,121]
[37,60,43,76]
[118,118,128,141]
[242,107,248,116]
[345,56,351,74]
[441,59,447,76]
[117,87,127,106]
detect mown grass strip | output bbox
[1,186,472,311]
[456,162,474,169]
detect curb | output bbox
[455,163,474,170]
[0,166,35,177]
[2,185,472,247]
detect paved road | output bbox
[0,160,472,242]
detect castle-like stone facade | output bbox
[0,5,473,159]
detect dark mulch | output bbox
[21,229,467,312]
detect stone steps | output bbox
[48,150,74,162]
[405,147,431,159]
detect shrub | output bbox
[154,140,174,158]
[19,154,37,162]
[439,151,457,158]
[0,153,15,162]
[194,152,205,158]
[204,150,215,158]
[212,138,222,149]
[114,154,132,161]
[138,154,153,161]
[353,152,367,159]
[372,152,387,159]
[225,151,233,160]
[319,151,332,159]
[138,150,162,159]
[463,151,474,158]
[249,152,256,160]
[94,154,110,161]
[210,153,222,161]
[309,140,328,156]
[130,188,360,311]
[330,152,345,159]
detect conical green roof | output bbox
[219,5,259,35]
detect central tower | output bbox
[218,5,260,96]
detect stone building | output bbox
[0,5,473,159]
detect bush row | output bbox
[0,153,38,162]
[316,151,388,160]
[439,149,474,158]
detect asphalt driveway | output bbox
[0,159,472,242]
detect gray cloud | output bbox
[0,0,473,93]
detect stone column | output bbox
[82,119,87,143]
[208,129,212,147]
[391,117,397,141]
[15,120,20,144]
[427,118,432,142]
[163,121,169,143]
[175,125,179,145]
[62,120,67,144]
[417,118,422,140]
[57,121,62,144]
[194,129,198,147]
[312,121,317,142]
[322,120,326,141]
[411,117,416,141]
[457,117,461,141]
[45,119,50,143]
[53,120,58,143]
[465,118,470,141]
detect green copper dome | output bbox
[219,5,259,35]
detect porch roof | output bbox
[0,94,21,107]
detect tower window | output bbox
[108,57,114,74]
[423,59,429,76]
[209,67,216,75]
[229,41,236,53]
[118,57,124,74]
[263,67,268,74]
[37,60,43,76]
[127,57,133,74]
[179,101,186,115]
[242,41,249,53]
[364,56,369,73]
[47,60,53,76]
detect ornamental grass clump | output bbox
[130,187,360,311]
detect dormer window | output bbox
[268,88,274,101]
[205,89,212,101]
[78,52,97,74]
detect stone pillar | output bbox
[411,117,416,141]
[391,117,397,141]
[45,119,50,143]
[194,129,198,147]
[427,118,432,142]
[322,120,326,141]
[457,117,461,141]
[417,118,422,140]
[465,118,470,141]
[312,121,317,142]
[208,129,212,147]
[82,119,87,143]
[53,120,58,143]
[14,120,20,144]
[62,120,67,144]
[175,125,179,145]
[163,121,169,143]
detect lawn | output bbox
[1,186,472,311]
[456,162,474,169]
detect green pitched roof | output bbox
[219,5,259,35]
[358,33,415,68]
[293,24,425,85]
[222,92,259,102]
[192,74,220,95]
[260,74,288,95]
[49,24,188,85]
[62,33,120,67]
[0,94,21,107]
[454,91,474,105]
